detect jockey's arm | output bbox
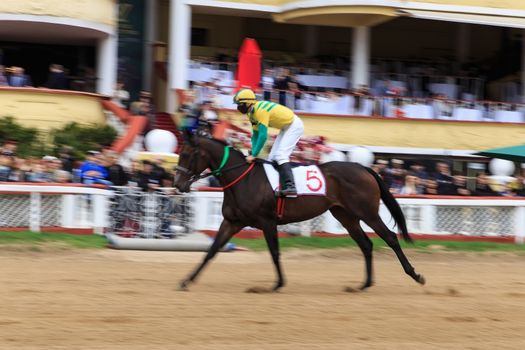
[251,123,268,157]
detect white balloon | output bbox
[144,129,177,153]
[489,158,515,176]
[348,146,374,167]
[319,150,346,164]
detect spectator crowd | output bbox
[371,159,525,197]
[3,137,525,197]
[0,63,95,91]
[0,141,172,192]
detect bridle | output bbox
[175,144,254,189]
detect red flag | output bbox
[236,38,261,92]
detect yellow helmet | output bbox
[233,89,257,105]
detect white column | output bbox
[167,0,191,113]
[96,33,118,96]
[351,26,370,89]
[456,23,470,64]
[143,0,158,92]
[304,25,319,57]
[522,30,525,103]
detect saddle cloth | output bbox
[263,163,327,196]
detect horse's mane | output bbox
[199,135,246,159]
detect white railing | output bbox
[0,184,112,234]
[192,191,525,243]
[1,185,524,243]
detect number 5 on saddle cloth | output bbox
[263,163,327,196]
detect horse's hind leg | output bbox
[178,219,243,291]
[261,223,285,292]
[363,215,425,285]
[330,207,373,290]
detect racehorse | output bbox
[174,133,425,292]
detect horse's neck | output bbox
[204,141,248,185]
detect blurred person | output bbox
[0,149,14,181]
[127,160,142,188]
[386,159,406,194]
[374,159,389,179]
[432,93,453,118]
[138,160,160,192]
[500,183,518,197]
[410,162,429,193]
[45,64,68,89]
[28,162,52,182]
[9,67,32,87]
[434,162,456,195]
[106,151,128,186]
[274,68,292,106]
[452,175,471,196]
[261,68,274,101]
[178,91,199,133]
[58,146,75,173]
[198,100,218,134]
[1,140,17,156]
[111,81,130,108]
[42,156,63,181]
[152,157,169,187]
[233,88,305,197]
[54,170,72,183]
[400,173,422,195]
[0,65,8,86]
[130,91,155,127]
[80,150,109,186]
[424,178,439,195]
[195,81,217,105]
[9,158,31,182]
[473,173,499,196]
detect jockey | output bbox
[233,88,304,197]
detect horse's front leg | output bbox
[178,219,243,291]
[248,222,285,293]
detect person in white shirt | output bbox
[112,81,130,108]
[261,68,274,101]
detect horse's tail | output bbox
[364,167,413,243]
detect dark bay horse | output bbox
[174,134,425,292]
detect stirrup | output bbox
[277,188,298,198]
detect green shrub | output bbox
[0,116,47,157]
[51,122,118,159]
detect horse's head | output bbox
[174,132,211,192]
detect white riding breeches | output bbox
[267,115,304,165]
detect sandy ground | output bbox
[1,246,525,350]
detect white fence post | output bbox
[92,194,110,235]
[420,204,436,235]
[514,206,525,244]
[29,192,41,232]
[61,195,76,228]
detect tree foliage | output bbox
[51,122,118,159]
[0,117,118,159]
[0,116,45,157]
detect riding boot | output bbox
[278,162,297,197]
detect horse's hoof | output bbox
[177,281,189,291]
[245,286,271,294]
[344,286,361,293]
[359,282,373,291]
[417,274,426,285]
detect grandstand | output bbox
[2,1,525,234]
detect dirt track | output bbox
[1,247,524,350]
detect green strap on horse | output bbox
[212,146,230,176]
